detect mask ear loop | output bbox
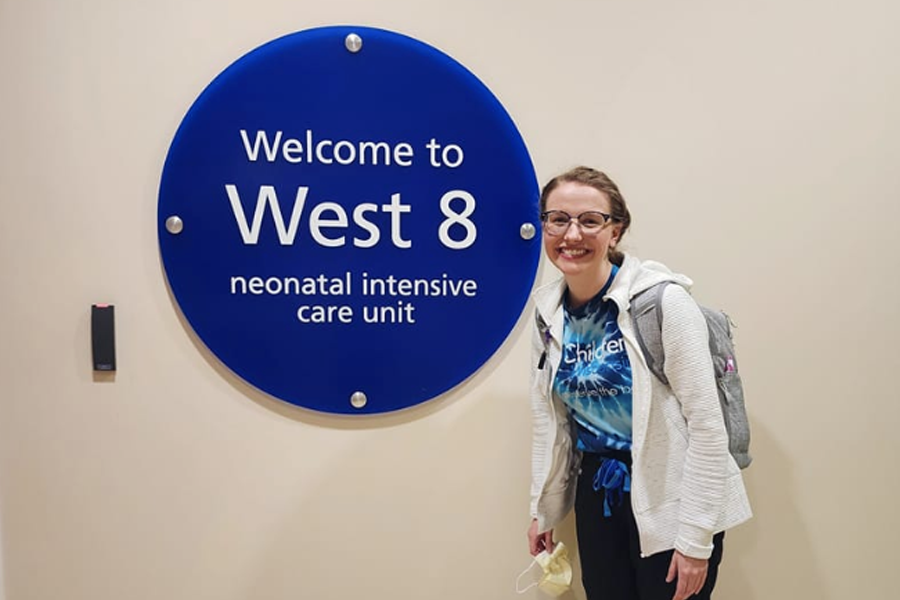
[515,557,541,594]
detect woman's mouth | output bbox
[558,247,589,258]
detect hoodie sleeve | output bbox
[659,284,730,559]
[529,310,552,522]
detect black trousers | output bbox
[575,452,725,600]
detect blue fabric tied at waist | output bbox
[593,457,631,517]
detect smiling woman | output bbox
[527,166,751,600]
[539,172,631,308]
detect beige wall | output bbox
[1,0,898,598]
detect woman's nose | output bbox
[563,221,583,241]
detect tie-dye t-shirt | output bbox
[554,266,633,453]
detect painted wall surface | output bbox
[1,1,898,599]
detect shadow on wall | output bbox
[713,419,829,600]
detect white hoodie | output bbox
[529,255,752,559]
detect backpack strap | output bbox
[630,281,671,385]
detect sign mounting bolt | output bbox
[350,391,368,409]
[166,216,184,235]
[345,33,363,53]
[520,222,536,240]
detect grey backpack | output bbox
[631,282,752,469]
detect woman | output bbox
[527,167,751,600]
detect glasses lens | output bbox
[577,212,607,232]
[544,212,570,235]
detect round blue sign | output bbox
[158,26,540,414]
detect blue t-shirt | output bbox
[553,266,633,453]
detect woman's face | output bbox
[542,182,622,286]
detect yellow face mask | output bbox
[516,541,573,597]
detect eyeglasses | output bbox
[539,210,617,236]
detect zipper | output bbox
[611,295,650,556]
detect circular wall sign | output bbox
[158,26,540,414]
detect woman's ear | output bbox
[609,225,623,247]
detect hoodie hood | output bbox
[533,254,692,328]
[607,256,693,305]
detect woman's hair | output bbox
[539,166,632,265]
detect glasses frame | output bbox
[539,210,617,236]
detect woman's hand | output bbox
[527,519,555,556]
[666,551,709,600]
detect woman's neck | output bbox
[565,261,613,309]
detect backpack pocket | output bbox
[718,371,752,469]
